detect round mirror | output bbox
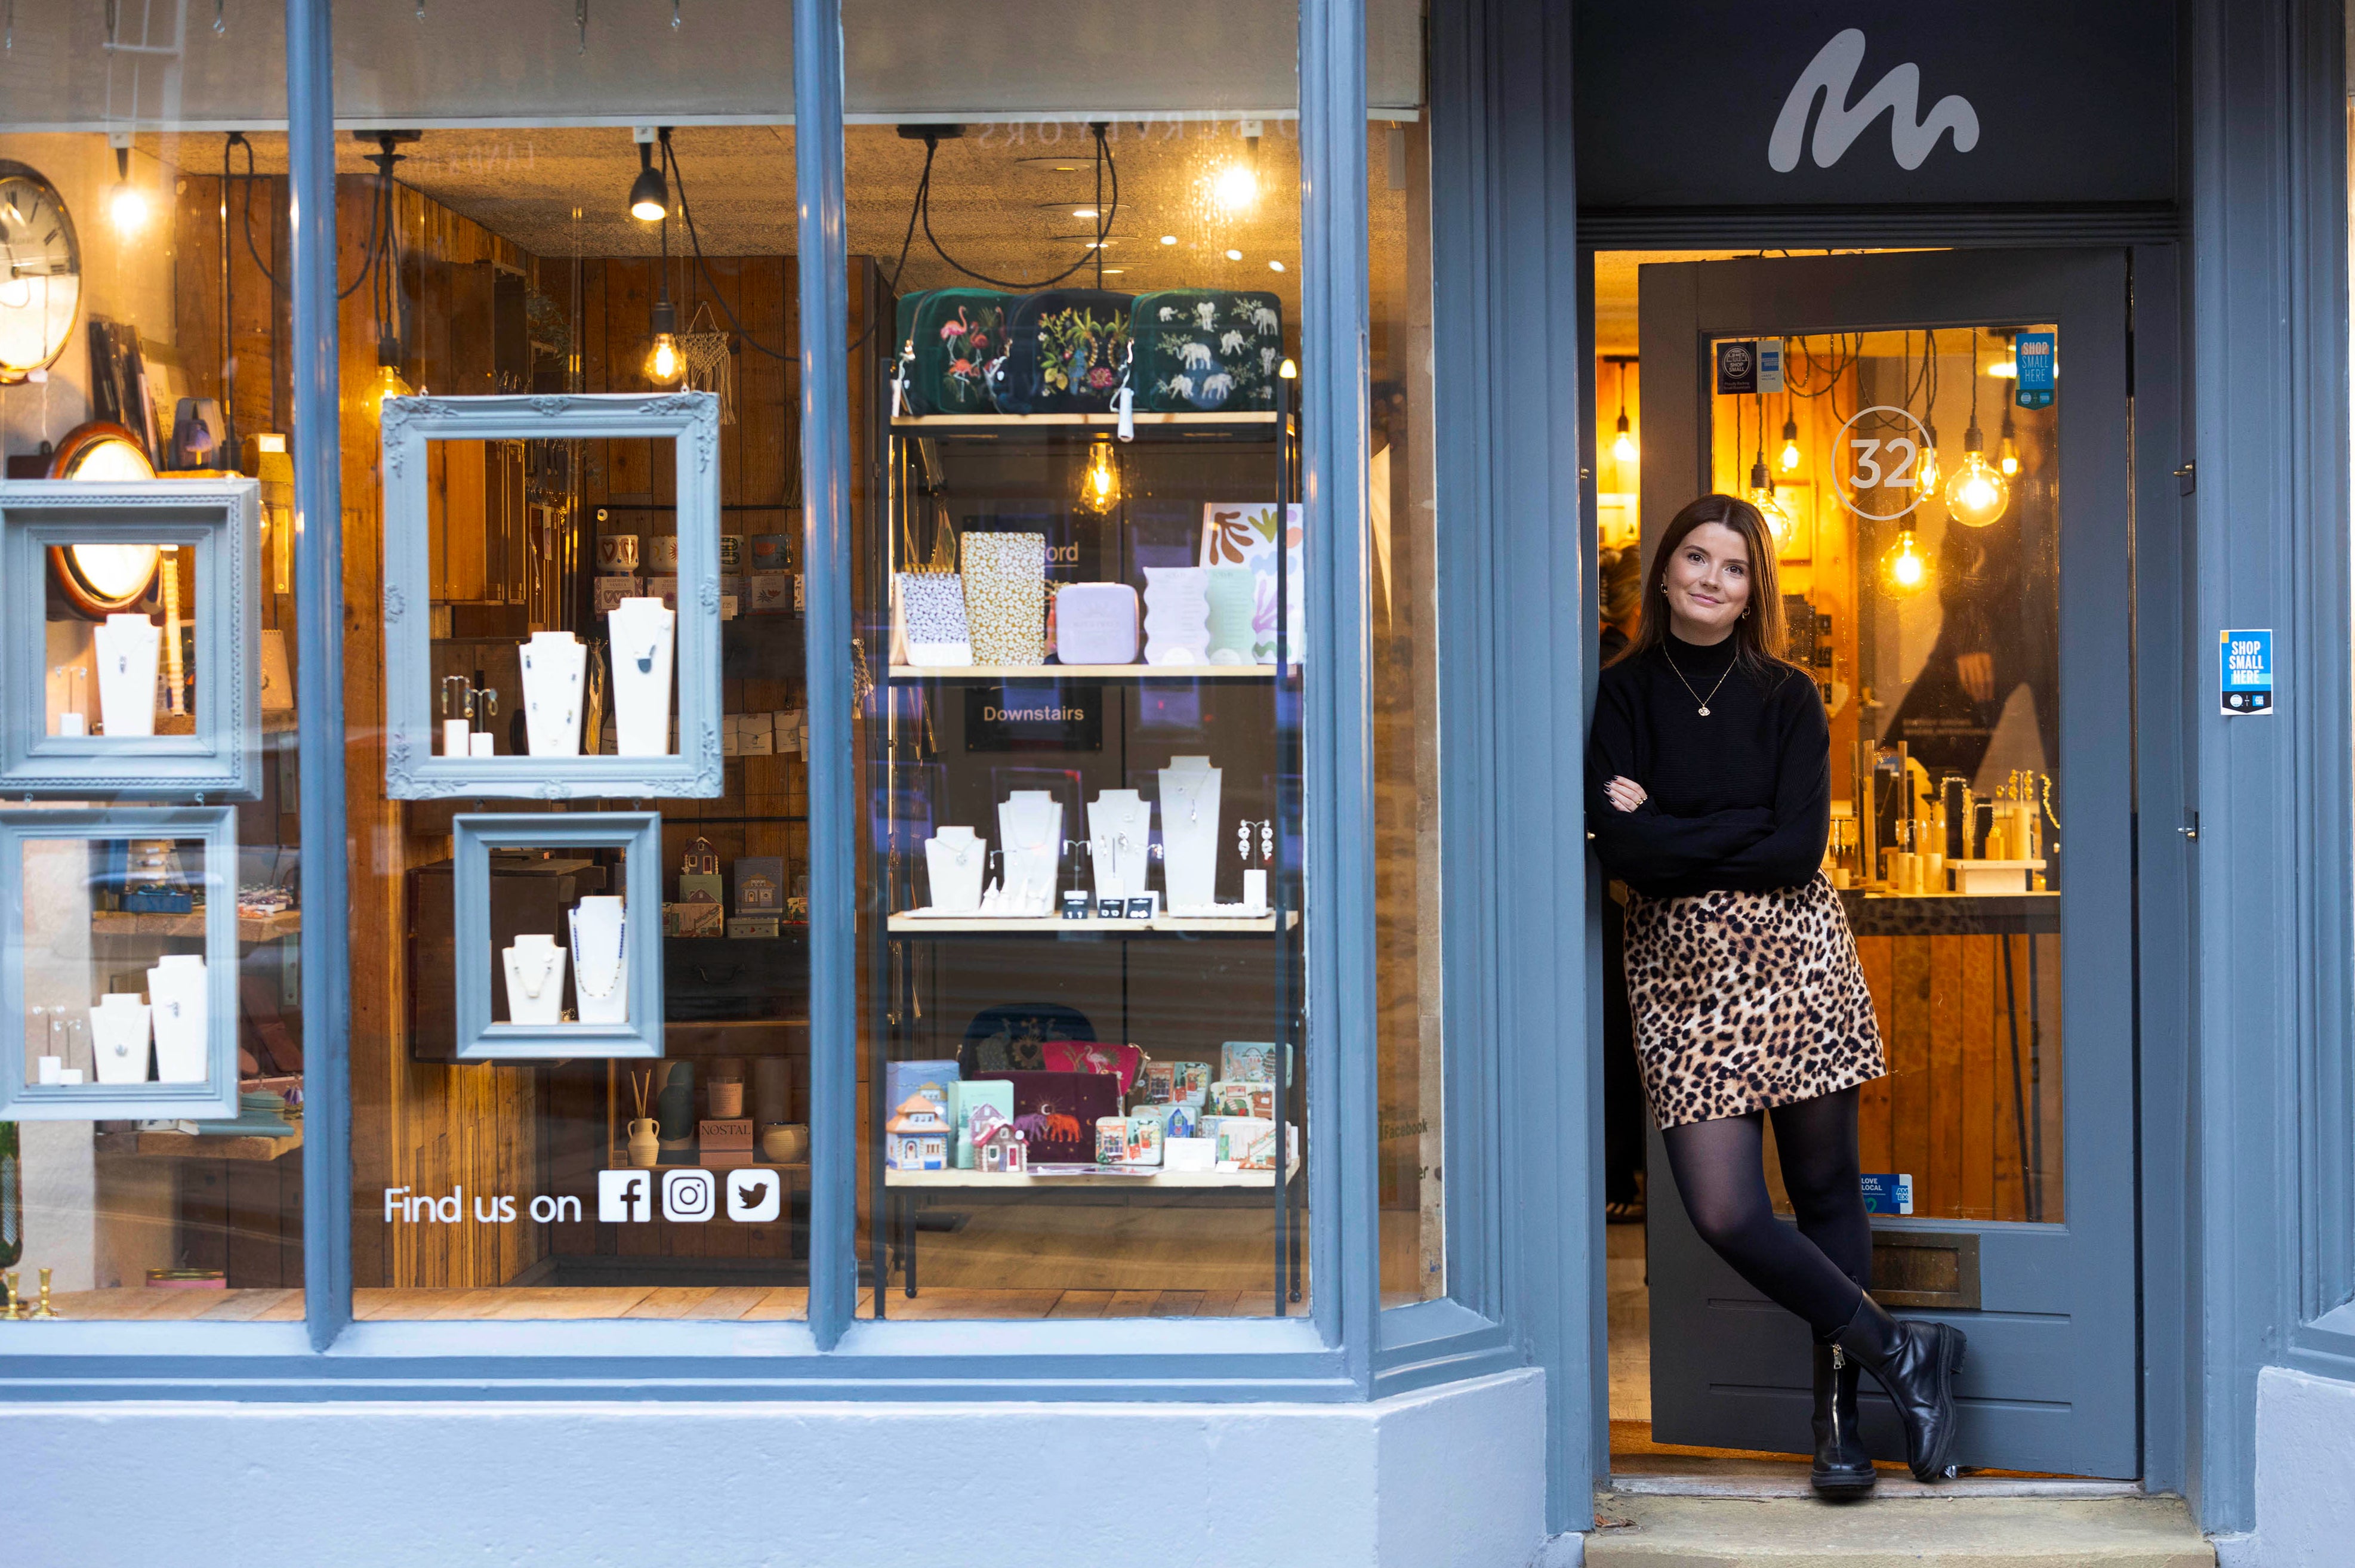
[45,421,163,618]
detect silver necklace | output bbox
[1662,645,1737,717]
[1170,772,1212,823]
[511,944,562,1001]
[571,910,626,999]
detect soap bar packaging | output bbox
[1096,1114,1163,1166]
[1220,1041,1289,1084]
[1209,1079,1275,1119]
[733,856,785,915]
[1052,583,1140,666]
[679,872,725,906]
[664,902,725,937]
[1136,1101,1198,1140]
[886,1059,961,1113]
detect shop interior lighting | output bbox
[1916,425,1942,493]
[107,135,146,235]
[1943,338,2010,527]
[1078,437,1121,514]
[1279,358,1298,379]
[1609,357,1637,464]
[1072,208,1098,218]
[1225,249,1243,261]
[360,332,414,425]
[1160,234,1178,246]
[1268,260,1286,272]
[1998,406,2020,477]
[628,131,669,223]
[1744,396,1794,551]
[1779,410,1801,473]
[1882,529,1929,594]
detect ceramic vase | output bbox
[627,1118,661,1169]
[960,532,1048,666]
[519,631,588,757]
[90,994,152,1085]
[93,613,161,738]
[606,597,677,757]
[1142,566,1211,665]
[761,1123,810,1164]
[501,933,566,1026]
[924,826,986,914]
[1204,565,1256,665]
[146,955,209,1082]
[1158,757,1222,912]
[567,896,628,1024]
[656,1061,696,1152]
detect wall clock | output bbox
[0,160,83,385]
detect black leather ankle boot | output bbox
[1809,1339,1876,1499]
[1830,1294,1968,1483]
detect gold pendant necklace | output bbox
[1662,646,1737,717]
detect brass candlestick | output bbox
[2,1272,21,1321]
[32,1267,57,1319]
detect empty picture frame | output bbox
[451,811,665,1060]
[379,393,724,799]
[0,479,263,800]
[0,806,242,1120]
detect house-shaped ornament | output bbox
[885,1093,953,1171]
[967,1102,1029,1174]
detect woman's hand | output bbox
[1605,775,1648,813]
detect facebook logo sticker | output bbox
[598,1169,654,1223]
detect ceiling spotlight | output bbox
[1072,208,1099,218]
[1225,249,1243,261]
[1268,260,1286,272]
[1160,234,1178,246]
[628,137,669,223]
[1210,160,1259,215]
[1101,268,1126,276]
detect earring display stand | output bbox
[606,597,676,757]
[502,934,568,1027]
[1087,791,1152,900]
[520,631,588,757]
[93,613,161,738]
[146,955,209,1083]
[1159,757,1222,913]
[568,897,628,1024]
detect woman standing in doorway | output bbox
[1586,494,1968,1499]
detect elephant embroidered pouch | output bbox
[1130,290,1283,413]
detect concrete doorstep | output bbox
[1584,1493,2215,1568]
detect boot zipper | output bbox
[1828,1347,1847,1462]
[1832,1345,1845,1369]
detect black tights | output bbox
[1660,1087,1872,1338]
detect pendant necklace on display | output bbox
[1170,773,1212,824]
[636,643,658,675]
[571,912,626,1000]
[1662,645,1737,717]
[512,946,562,1001]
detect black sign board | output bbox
[963,682,1105,754]
[1575,4,2176,210]
[1715,340,1758,396]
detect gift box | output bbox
[665,902,725,937]
[698,1118,754,1170]
[1213,1116,1286,1171]
[950,1079,1016,1169]
[1135,1101,1198,1140]
[1096,1114,1164,1166]
[1220,1041,1290,1085]
[726,915,780,939]
[1209,1079,1275,1119]
[886,1059,961,1114]
[593,575,643,615]
[679,872,725,906]
[978,1070,1121,1165]
[733,856,785,915]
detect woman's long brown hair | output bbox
[1608,493,1790,672]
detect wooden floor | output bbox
[39,1285,1293,1321]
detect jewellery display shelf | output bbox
[448,813,665,1060]
[379,393,725,800]
[865,404,1306,1315]
[0,479,263,800]
[0,807,243,1120]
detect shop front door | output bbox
[1636,249,2139,1479]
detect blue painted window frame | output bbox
[0,0,1519,1405]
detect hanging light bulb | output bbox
[1078,438,1122,514]
[1998,407,2020,477]
[1915,424,1942,494]
[1944,424,2009,527]
[1747,455,1795,552]
[628,137,669,223]
[107,143,146,234]
[1778,413,1801,473]
[1610,358,1638,464]
[644,292,683,385]
[1882,529,1930,595]
[359,332,414,424]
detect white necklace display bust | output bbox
[503,933,568,1026]
[568,897,628,1023]
[1159,757,1222,913]
[520,631,588,757]
[607,596,677,757]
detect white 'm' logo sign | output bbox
[1770,29,1979,173]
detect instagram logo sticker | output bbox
[662,1168,717,1222]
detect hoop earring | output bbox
[1741,607,1751,619]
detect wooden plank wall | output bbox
[1851,933,2066,1223]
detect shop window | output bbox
[310,16,809,1319]
[1,17,307,1320]
[844,0,1312,1320]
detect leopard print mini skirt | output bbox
[1621,872,1887,1129]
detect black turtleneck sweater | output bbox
[1586,631,1830,898]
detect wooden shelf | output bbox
[91,909,301,943]
[886,1156,1298,1190]
[891,663,1279,682]
[889,911,1296,936]
[97,1125,302,1162]
[892,411,1278,431]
